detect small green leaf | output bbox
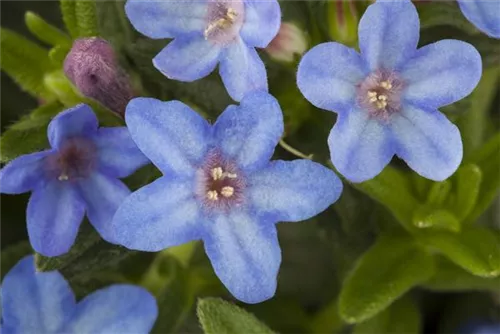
[426,180,452,207]
[75,0,98,37]
[60,0,79,38]
[96,0,133,49]
[197,298,275,334]
[25,11,71,47]
[353,295,421,334]
[453,164,482,221]
[419,227,500,277]
[1,241,33,280]
[338,234,435,324]
[424,257,500,292]
[49,45,71,66]
[412,208,461,233]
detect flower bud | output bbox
[265,22,307,63]
[328,0,358,46]
[64,37,134,117]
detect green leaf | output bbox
[425,180,452,207]
[49,45,71,66]
[25,11,71,47]
[96,0,132,49]
[0,28,55,99]
[353,295,421,334]
[418,227,500,277]
[60,0,79,38]
[75,0,98,37]
[197,298,275,334]
[412,208,461,233]
[418,2,479,34]
[452,164,482,221]
[424,257,500,292]
[1,241,33,280]
[338,234,435,324]
[0,101,63,163]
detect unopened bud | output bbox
[64,38,134,117]
[328,0,358,46]
[265,22,307,63]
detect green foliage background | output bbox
[1,1,499,333]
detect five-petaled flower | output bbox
[1,255,158,333]
[0,105,149,256]
[103,92,343,304]
[457,0,500,39]
[297,0,482,183]
[125,0,281,102]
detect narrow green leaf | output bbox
[1,241,33,280]
[49,45,71,66]
[60,0,79,38]
[197,298,275,334]
[75,0,98,37]
[412,208,461,233]
[353,295,421,334]
[424,257,500,292]
[0,28,54,99]
[0,101,63,163]
[419,227,500,277]
[96,0,133,49]
[25,11,71,47]
[453,164,482,221]
[426,180,452,207]
[338,234,435,324]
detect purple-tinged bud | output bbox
[265,22,307,63]
[327,0,358,46]
[64,38,134,117]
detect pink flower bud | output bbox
[64,38,134,117]
[265,22,307,63]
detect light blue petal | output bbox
[458,0,500,38]
[204,212,280,304]
[125,0,208,39]
[248,160,342,222]
[297,42,367,113]
[108,176,202,251]
[63,284,157,334]
[328,109,393,183]
[1,256,76,334]
[358,0,419,70]
[27,181,85,257]
[153,34,222,82]
[240,0,281,48]
[48,104,98,149]
[76,172,130,239]
[125,98,211,176]
[219,38,268,101]
[213,92,283,172]
[0,150,52,194]
[401,39,482,109]
[93,127,150,178]
[391,104,463,181]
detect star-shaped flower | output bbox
[104,92,343,304]
[457,0,500,39]
[297,0,482,183]
[1,255,157,333]
[0,105,149,256]
[125,0,281,101]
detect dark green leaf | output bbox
[25,11,71,47]
[96,0,133,50]
[418,2,478,34]
[425,180,451,207]
[452,164,482,221]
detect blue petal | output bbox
[108,176,202,251]
[248,160,342,222]
[203,212,280,304]
[358,0,419,71]
[0,150,51,194]
[213,92,283,172]
[125,0,208,39]
[1,256,76,333]
[240,0,281,48]
[76,172,130,239]
[48,104,98,149]
[63,285,157,333]
[401,39,482,109]
[153,34,222,82]
[328,109,393,183]
[297,42,367,113]
[125,98,211,176]
[458,0,500,38]
[93,127,149,178]
[27,181,85,257]
[219,38,268,101]
[391,104,462,181]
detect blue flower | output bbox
[125,0,281,102]
[458,320,500,334]
[105,92,343,304]
[0,105,149,256]
[297,0,482,183]
[1,255,157,333]
[458,0,500,38]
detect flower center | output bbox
[45,137,96,182]
[357,69,405,120]
[197,149,245,211]
[204,0,245,45]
